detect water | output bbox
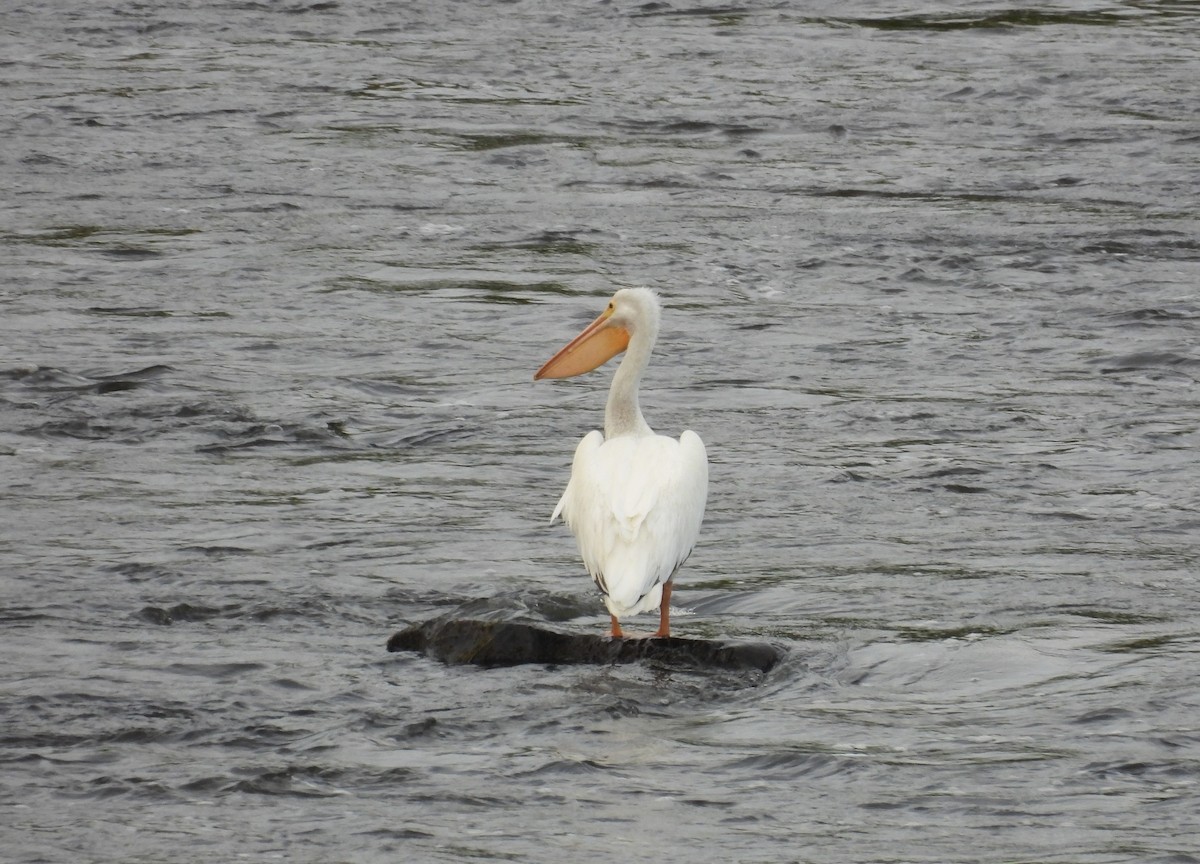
[3,1,1199,861]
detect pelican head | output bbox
[534,288,661,380]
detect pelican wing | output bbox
[553,429,708,616]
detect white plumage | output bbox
[552,429,708,617]
[535,288,708,638]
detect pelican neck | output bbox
[604,324,655,438]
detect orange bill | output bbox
[534,308,631,380]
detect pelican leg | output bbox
[653,581,673,638]
[610,615,625,639]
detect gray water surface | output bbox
[3,1,1200,862]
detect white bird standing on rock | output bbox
[534,288,708,639]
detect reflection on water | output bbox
[3,1,1199,861]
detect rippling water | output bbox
[4,1,1200,861]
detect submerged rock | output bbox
[136,602,225,625]
[387,617,786,674]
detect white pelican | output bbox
[535,288,708,639]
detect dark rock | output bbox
[137,606,174,626]
[387,617,786,674]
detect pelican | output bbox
[534,288,708,639]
